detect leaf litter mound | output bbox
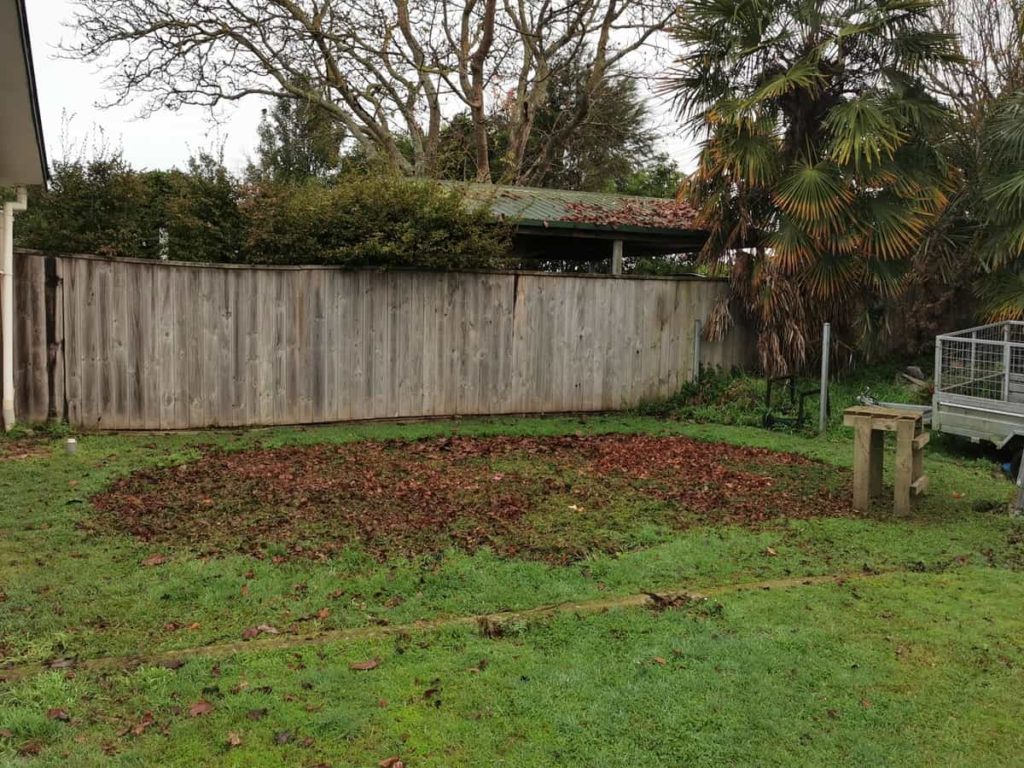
[89,435,851,563]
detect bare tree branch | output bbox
[68,0,671,180]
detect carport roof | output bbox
[0,0,47,186]
[447,182,709,257]
[452,182,702,236]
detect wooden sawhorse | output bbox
[843,406,929,515]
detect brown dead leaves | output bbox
[241,624,280,641]
[188,700,213,717]
[91,435,850,564]
[349,658,380,671]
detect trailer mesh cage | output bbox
[936,322,1024,402]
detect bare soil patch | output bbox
[88,435,851,563]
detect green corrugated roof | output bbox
[447,182,701,234]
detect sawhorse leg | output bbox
[853,416,883,512]
[894,419,915,516]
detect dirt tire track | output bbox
[1,568,907,683]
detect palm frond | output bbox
[858,193,931,260]
[765,215,814,272]
[774,161,854,223]
[798,249,861,301]
[976,271,1024,322]
[745,60,827,106]
[825,97,905,170]
[983,171,1024,219]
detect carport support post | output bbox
[819,322,831,433]
[611,239,623,275]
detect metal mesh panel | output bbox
[937,322,1024,402]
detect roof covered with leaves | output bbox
[450,182,701,235]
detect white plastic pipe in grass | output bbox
[2,186,28,431]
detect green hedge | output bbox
[241,176,509,269]
[12,158,510,270]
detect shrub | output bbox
[13,154,246,262]
[14,159,510,270]
[636,367,763,425]
[240,175,511,269]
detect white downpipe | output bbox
[2,187,28,431]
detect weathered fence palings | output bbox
[8,251,751,429]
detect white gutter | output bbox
[1,186,28,430]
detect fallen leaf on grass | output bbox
[132,713,155,736]
[274,730,293,745]
[46,708,70,722]
[860,698,872,708]
[227,732,243,748]
[652,657,667,666]
[242,624,280,640]
[118,712,155,737]
[764,547,778,557]
[140,554,167,567]
[188,701,214,717]
[643,591,704,612]
[17,740,42,757]
[349,658,379,671]
[246,708,267,721]
[379,758,405,768]
[240,584,250,597]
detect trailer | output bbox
[933,321,1024,449]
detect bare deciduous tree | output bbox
[68,0,673,182]
[929,0,1024,120]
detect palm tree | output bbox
[668,0,961,374]
[974,93,1024,319]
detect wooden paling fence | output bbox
[6,251,751,429]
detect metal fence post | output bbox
[1004,323,1012,401]
[819,322,831,433]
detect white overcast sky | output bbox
[27,1,698,174]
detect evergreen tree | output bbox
[248,95,347,183]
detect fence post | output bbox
[1004,323,1012,401]
[819,322,831,433]
[692,319,702,383]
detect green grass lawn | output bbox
[1,406,1023,766]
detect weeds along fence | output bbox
[7,250,752,429]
